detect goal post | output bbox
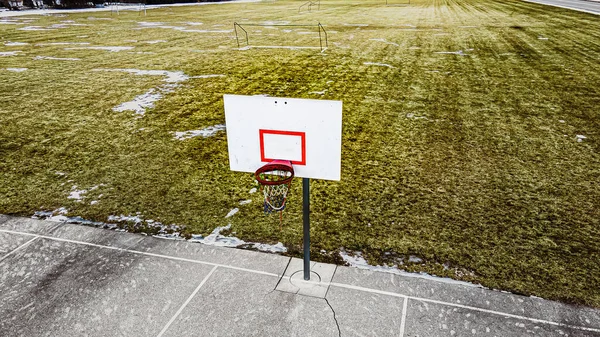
[233,22,328,52]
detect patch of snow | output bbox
[538,36,548,40]
[190,74,225,79]
[138,21,164,26]
[239,199,252,205]
[174,124,226,140]
[67,186,87,201]
[339,249,480,288]
[6,68,28,72]
[364,62,395,68]
[309,90,326,95]
[65,46,134,52]
[113,89,162,116]
[253,242,286,253]
[33,207,69,222]
[189,224,287,253]
[261,20,289,25]
[4,41,28,46]
[406,113,427,120]
[19,26,54,31]
[96,68,207,115]
[144,40,167,44]
[36,42,90,45]
[34,56,80,61]
[190,224,245,247]
[185,22,203,25]
[249,187,257,194]
[435,50,469,56]
[343,23,369,27]
[369,38,399,47]
[576,135,587,142]
[0,51,21,57]
[108,214,144,223]
[225,208,239,218]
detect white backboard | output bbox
[224,94,342,181]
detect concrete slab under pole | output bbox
[1,216,600,337]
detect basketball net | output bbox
[255,160,294,229]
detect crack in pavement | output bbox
[325,298,342,337]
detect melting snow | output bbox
[113,89,162,115]
[0,51,21,56]
[576,135,587,142]
[343,23,369,27]
[364,62,395,68]
[19,26,54,31]
[95,69,224,115]
[36,42,90,46]
[249,188,257,194]
[144,40,167,44]
[435,50,469,56]
[225,208,239,218]
[340,249,480,287]
[189,224,287,253]
[4,41,28,46]
[239,199,252,205]
[174,124,226,140]
[5,68,27,72]
[34,56,80,61]
[369,38,399,47]
[65,46,134,52]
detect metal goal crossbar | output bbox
[233,22,328,52]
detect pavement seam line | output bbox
[156,265,218,337]
[0,229,279,277]
[399,296,408,337]
[330,282,600,333]
[2,229,599,333]
[0,236,39,264]
[324,297,342,337]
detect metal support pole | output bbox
[303,178,310,280]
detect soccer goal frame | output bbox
[110,1,147,16]
[233,22,328,52]
[298,0,320,13]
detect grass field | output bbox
[1,0,599,306]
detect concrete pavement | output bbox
[523,0,600,15]
[1,215,600,336]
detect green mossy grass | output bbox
[0,0,599,306]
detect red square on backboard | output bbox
[259,129,306,165]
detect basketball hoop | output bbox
[255,160,294,216]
